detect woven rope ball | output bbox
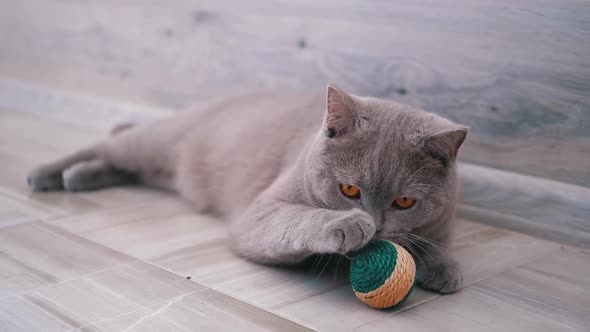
[350,240,416,309]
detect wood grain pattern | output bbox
[0,222,132,298]
[22,261,204,329]
[0,195,51,229]
[515,247,590,310]
[1,0,589,186]
[0,296,76,332]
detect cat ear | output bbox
[325,83,357,137]
[422,126,468,165]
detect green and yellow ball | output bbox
[350,241,416,309]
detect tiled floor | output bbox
[0,85,588,331]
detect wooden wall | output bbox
[1,0,589,186]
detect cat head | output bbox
[305,84,468,242]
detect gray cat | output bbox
[28,84,467,293]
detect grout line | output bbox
[0,189,66,217]
[30,222,213,292]
[135,255,317,330]
[17,260,137,298]
[136,259,316,328]
[203,286,319,331]
[25,292,89,330]
[72,289,208,332]
[120,295,191,332]
[10,222,192,297]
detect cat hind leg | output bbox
[27,147,98,191]
[27,142,138,192]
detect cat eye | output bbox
[340,183,361,199]
[392,196,415,210]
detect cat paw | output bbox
[62,162,95,191]
[420,261,463,294]
[322,209,375,254]
[27,166,64,191]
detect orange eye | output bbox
[393,196,415,209]
[340,183,361,199]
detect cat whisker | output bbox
[399,237,427,271]
[408,236,450,282]
[334,255,345,281]
[407,233,435,246]
[315,254,333,280]
[310,254,327,273]
[407,233,448,254]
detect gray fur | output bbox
[28,84,468,293]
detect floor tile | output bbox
[0,222,131,296]
[78,309,182,332]
[86,260,205,307]
[0,295,76,332]
[144,289,312,331]
[28,278,140,328]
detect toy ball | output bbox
[350,240,416,309]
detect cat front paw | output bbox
[322,209,375,254]
[420,260,463,294]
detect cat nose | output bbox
[361,197,385,231]
[371,211,385,232]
